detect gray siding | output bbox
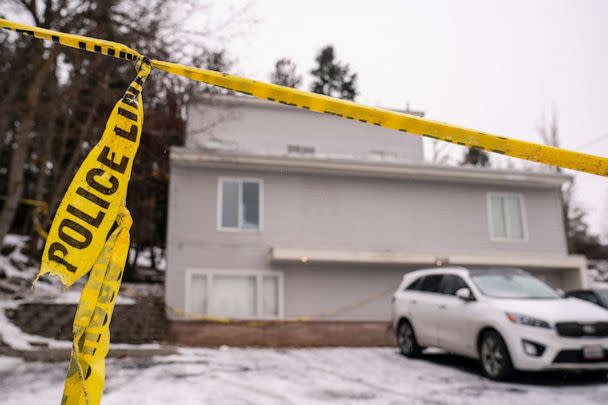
[186,97,424,163]
[166,164,568,320]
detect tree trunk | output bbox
[0,48,58,245]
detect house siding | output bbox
[166,164,569,321]
[186,96,425,163]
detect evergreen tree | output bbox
[270,58,302,88]
[461,147,490,167]
[310,46,358,100]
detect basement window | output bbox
[188,270,282,319]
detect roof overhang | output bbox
[270,247,587,270]
[171,147,571,188]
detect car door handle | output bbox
[411,299,417,305]
[439,304,447,309]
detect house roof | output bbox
[171,147,571,188]
[189,94,426,117]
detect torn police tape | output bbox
[56,60,149,405]
[1,17,608,177]
[40,59,150,287]
[47,58,148,405]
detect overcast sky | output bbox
[209,0,608,235]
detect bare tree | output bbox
[1,0,252,271]
[536,110,597,253]
[537,109,561,173]
[429,139,450,165]
[270,58,302,88]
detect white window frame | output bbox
[486,192,528,242]
[184,268,284,320]
[217,177,264,232]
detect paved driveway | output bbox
[2,348,608,404]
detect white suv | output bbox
[391,267,608,380]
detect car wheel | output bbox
[479,331,514,380]
[397,320,421,357]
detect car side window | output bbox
[404,276,424,291]
[439,274,470,296]
[573,291,602,306]
[419,275,443,293]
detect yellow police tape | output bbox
[165,284,395,327]
[0,196,49,239]
[63,208,132,405]
[1,17,608,177]
[1,16,608,405]
[39,59,150,287]
[26,56,147,405]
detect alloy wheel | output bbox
[398,323,414,354]
[481,336,504,377]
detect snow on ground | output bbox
[0,234,139,303]
[0,300,71,351]
[2,347,608,405]
[128,247,166,271]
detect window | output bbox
[439,275,470,296]
[188,270,282,319]
[470,268,560,299]
[570,291,602,307]
[287,144,315,155]
[419,275,443,293]
[219,179,262,231]
[488,193,526,241]
[369,149,398,161]
[405,277,424,291]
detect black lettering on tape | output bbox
[48,242,77,273]
[76,187,110,209]
[67,204,105,228]
[126,85,140,97]
[122,94,138,109]
[113,123,138,143]
[97,146,129,173]
[78,41,86,50]
[58,218,92,249]
[118,107,138,122]
[86,168,119,195]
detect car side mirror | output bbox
[456,288,474,301]
[555,288,565,297]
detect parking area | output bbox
[2,347,608,404]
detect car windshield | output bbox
[470,270,560,299]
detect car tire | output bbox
[479,330,514,380]
[397,319,422,358]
